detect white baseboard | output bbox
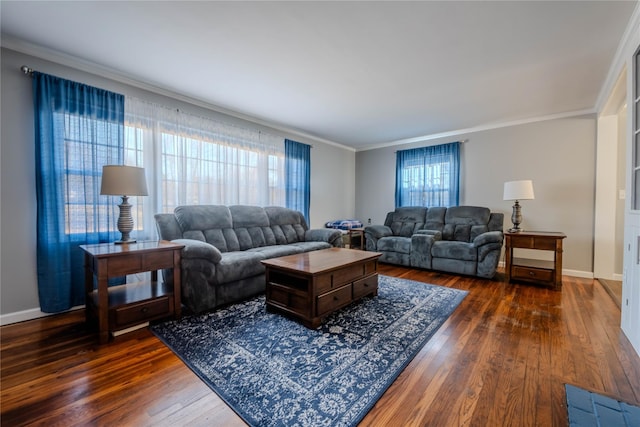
[563,269,594,279]
[0,305,84,326]
[497,261,593,279]
[0,264,599,326]
[613,273,623,281]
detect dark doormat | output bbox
[566,384,640,426]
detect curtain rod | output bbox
[394,139,469,152]
[18,63,308,148]
[21,65,34,75]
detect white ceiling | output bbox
[1,1,637,149]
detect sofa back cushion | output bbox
[442,206,491,242]
[229,205,273,250]
[385,207,428,237]
[265,206,308,244]
[424,207,447,231]
[172,205,308,252]
[174,205,239,252]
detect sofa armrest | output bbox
[472,231,504,247]
[415,229,442,240]
[305,228,344,247]
[364,225,392,239]
[172,238,222,263]
[410,233,439,269]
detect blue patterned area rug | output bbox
[151,275,467,427]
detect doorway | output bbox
[594,68,627,305]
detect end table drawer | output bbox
[107,254,143,276]
[143,250,175,270]
[114,297,170,327]
[317,285,352,316]
[512,266,554,283]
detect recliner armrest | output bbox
[172,239,222,263]
[415,229,442,240]
[364,225,392,239]
[472,231,504,247]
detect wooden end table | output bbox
[80,240,184,343]
[346,228,365,250]
[504,231,566,289]
[261,248,381,328]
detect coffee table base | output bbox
[261,248,381,328]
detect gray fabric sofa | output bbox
[155,205,344,313]
[365,206,504,278]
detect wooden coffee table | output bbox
[261,248,382,328]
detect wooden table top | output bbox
[261,247,381,275]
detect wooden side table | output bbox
[80,240,184,343]
[346,228,365,250]
[504,231,566,289]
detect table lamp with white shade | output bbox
[503,180,535,232]
[100,165,148,244]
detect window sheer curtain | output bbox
[285,139,311,222]
[33,72,124,312]
[395,141,460,208]
[125,98,286,239]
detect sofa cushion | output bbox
[442,206,491,242]
[247,245,303,259]
[175,205,232,231]
[386,207,428,237]
[431,241,477,261]
[230,205,273,250]
[265,206,307,244]
[174,205,241,252]
[424,207,446,231]
[289,241,332,252]
[215,251,266,284]
[378,236,412,254]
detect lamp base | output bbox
[114,239,137,245]
[510,200,523,233]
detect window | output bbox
[124,98,286,239]
[395,142,460,207]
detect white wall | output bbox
[356,115,597,275]
[0,47,356,321]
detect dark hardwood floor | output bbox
[2,266,639,426]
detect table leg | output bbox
[96,259,109,344]
[555,240,564,289]
[505,239,512,283]
[84,253,93,324]
[173,250,182,319]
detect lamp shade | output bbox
[503,180,534,201]
[100,165,148,196]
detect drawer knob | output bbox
[529,271,535,276]
[333,296,339,301]
[141,307,149,314]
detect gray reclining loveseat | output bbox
[155,205,343,313]
[365,206,504,278]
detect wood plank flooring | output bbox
[2,266,639,426]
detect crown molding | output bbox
[356,108,596,152]
[1,36,355,152]
[595,1,640,112]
